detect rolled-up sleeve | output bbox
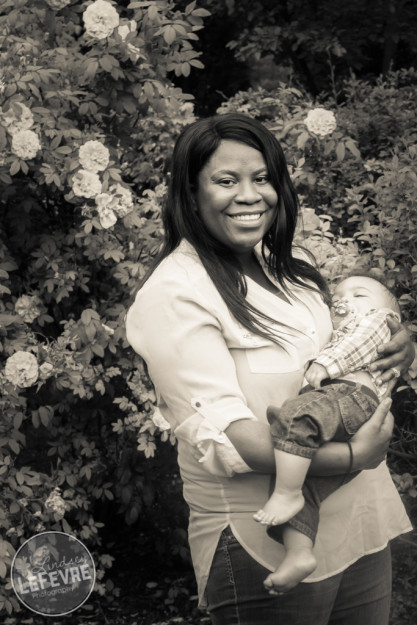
[125,275,257,477]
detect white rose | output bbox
[72,169,102,198]
[154,182,168,199]
[304,108,337,137]
[2,103,34,133]
[45,489,66,518]
[45,0,71,9]
[39,362,54,381]
[118,25,130,40]
[97,205,117,229]
[5,351,39,387]
[108,183,133,217]
[79,140,110,172]
[152,408,171,431]
[83,0,119,40]
[15,294,43,323]
[95,192,113,209]
[11,130,41,160]
[126,43,141,61]
[117,20,136,41]
[95,185,133,224]
[95,193,118,227]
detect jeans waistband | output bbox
[321,378,379,402]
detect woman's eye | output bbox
[255,175,269,184]
[218,179,235,187]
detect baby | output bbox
[253,274,401,593]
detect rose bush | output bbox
[0,0,209,615]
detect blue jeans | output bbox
[206,527,392,625]
[267,380,379,543]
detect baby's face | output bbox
[331,276,393,328]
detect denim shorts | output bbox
[206,526,392,625]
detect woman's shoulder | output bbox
[133,240,219,305]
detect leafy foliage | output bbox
[0,0,209,615]
[221,0,417,96]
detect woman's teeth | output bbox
[229,213,263,221]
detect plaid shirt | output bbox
[315,308,400,379]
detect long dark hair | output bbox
[143,113,329,343]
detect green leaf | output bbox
[13,413,23,429]
[9,160,20,176]
[10,502,20,514]
[185,0,197,14]
[16,471,24,485]
[148,3,159,19]
[85,59,99,79]
[9,439,20,454]
[56,146,73,155]
[163,25,176,45]
[296,131,309,149]
[191,8,211,17]
[85,323,97,342]
[62,518,72,533]
[345,140,361,159]
[92,343,105,358]
[81,309,93,325]
[39,406,52,427]
[336,141,345,161]
[189,59,204,69]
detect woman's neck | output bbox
[236,251,258,275]
[236,251,287,299]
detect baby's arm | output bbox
[307,311,394,386]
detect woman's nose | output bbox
[235,180,261,203]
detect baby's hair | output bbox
[345,269,401,317]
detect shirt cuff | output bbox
[173,397,256,477]
[314,354,344,378]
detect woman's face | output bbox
[194,140,278,257]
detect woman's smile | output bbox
[227,211,267,222]
[195,140,278,256]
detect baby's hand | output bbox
[305,363,328,389]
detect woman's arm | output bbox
[225,397,394,475]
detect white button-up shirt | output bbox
[126,239,411,606]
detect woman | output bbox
[126,113,414,625]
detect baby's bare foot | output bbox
[264,547,317,594]
[253,491,304,525]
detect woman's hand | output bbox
[350,398,394,471]
[369,316,415,386]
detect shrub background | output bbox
[0,0,416,622]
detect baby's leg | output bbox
[253,449,311,525]
[264,526,317,594]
